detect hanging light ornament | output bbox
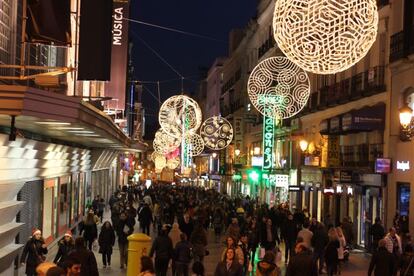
[273,0,378,74]
[247,56,310,119]
[151,151,164,162]
[154,155,167,170]
[153,129,181,154]
[200,116,234,150]
[184,133,205,157]
[166,157,180,170]
[159,95,203,138]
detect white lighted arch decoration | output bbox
[200,116,233,150]
[166,157,180,170]
[159,95,203,138]
[153,129,181,154]
[247,56,310,119]
[273,0,378,74]
[184,133,204,157]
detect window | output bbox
[397,182,410,216]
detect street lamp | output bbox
[253,147,261,155]
[212,152,217,158]
[399,105,414,141]
[235,149,241,157]
[299,139,309,152]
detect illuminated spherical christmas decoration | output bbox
[184,133,204,156]
[166,157,180,170]
[153,129,181,154]
[247,56,310,119]
[151,151,164,162]
[159,95,203,138]
[154,155,167,170]
[273,0,378,74]
[200,116,233,150]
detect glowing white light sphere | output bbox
[154,155,167,170]
[151,151,164,162]
[184,133,204,157]
[166,157,180,170]
[273,0,378,74]
[153,129,181,154]
[159,95,203,138]
[247,56,310,119]
[200,116,233,150]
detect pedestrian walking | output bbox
[192,261,205,276]
[139,202,153,235]
[256,251,279,276]
[67,237,99,276]
[214,248,243,276]
[140,256,156,276]
[368,239,396,276]
[282,214,298,264]
[371,217,385,252]
[297,221,313,250]
[21,228,48,276]
[174,233,193,276]
[311,222,328,274]
[53,231,74,268]
[64,257,82,276]
[80,209,98,250]
[98,221,116,268]
[169,222,182,248]
[116,212,134,269]
[190,222,208,263]
[150,225,174,276]
[325,228,340,276]
[286,242,318,276]
[337,227,347,273]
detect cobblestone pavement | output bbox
[32,212,371,276]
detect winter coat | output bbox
[116,219,134,244]
[53,239,74,266]
[21,237,48,275]
[282,219,297,243]
[67,247,99,276]
[174,240,192,264]
[286,251,318,276]
[82,221,98,241]
[368,247,396,276]
[256,260,279,276]
[179,219,194,240]
[169,223,182,247]
[371,223,385,242]
[311,227,328,252]
[98,226,116,254]
[214,260,243,276]
[139,205,153,225]
[324,240,340,266]
[226,223,241,241]
[190,227,208,257]
[149,234,173,260]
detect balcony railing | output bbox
[390,31,406,62]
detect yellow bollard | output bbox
[127,233,152,276]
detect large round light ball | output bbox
[166,157,180,170]
[153,129,181,154]
[273,0,378,74]
[154,155,167,170]
[159,95,203,138]
[200,116,233,150]
[247,56,310,119]
[184,133,204,157]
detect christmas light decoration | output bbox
[151,151,164,162]
[159,95,203,138]
[273,0,378,74]
[184,133,204,156]
[166,157,180,170]
[154,155,167,170]
[247,56,310,119]
[200,116,233,150]
[153,129,181,154]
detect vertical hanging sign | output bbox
[262,116,275,171]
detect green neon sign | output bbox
[262,115,275,171]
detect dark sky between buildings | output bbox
[129,0,257,132]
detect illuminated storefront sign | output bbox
[397,161,410,171]
[262,116,275,171]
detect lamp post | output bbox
[399,105,414,141]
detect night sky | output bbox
[129,0,257,132]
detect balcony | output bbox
[390,25,414,63]
[377,0,389,8]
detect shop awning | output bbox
[0,85,146,151]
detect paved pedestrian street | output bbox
[36,211,371,276]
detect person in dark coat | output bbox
[190,222,208,263]
[282,214,298,264]
[371,217,385,252]
[325,228,340,276]
[214,248,243,276]
[139,203,153,235]
[98,221,116,268]
[368,239,396,276]
[179,213,194,241]
[174,233,193,276]
[256,251,279,276]
[286,243,318,276]
[311,222,329,273]
[21,229,48,276]
[80,209,98,250]
[53,231,74,267]
[67,237,99,276]
[150,225,174,276]
[116,212,134,269]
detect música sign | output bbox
[262,116,275,172]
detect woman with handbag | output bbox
[98,221,116,268]
[53,230,74,268]
[21,228,48,276]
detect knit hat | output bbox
[32,228,41,236]
[64,230,72,237]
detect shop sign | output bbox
[262,116,275,172]
[288,186,301,192]
[375,158,392,174]
[273,174,289,188]
[323,188,335,194]
[347,187,353,195]
[252,156,263,167]
[397,161,410,171]
[327,136,340,167]
[340,170,352,183]
[234,117,244,161]
[336,185,343,194]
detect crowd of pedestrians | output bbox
[19,183,414,276]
